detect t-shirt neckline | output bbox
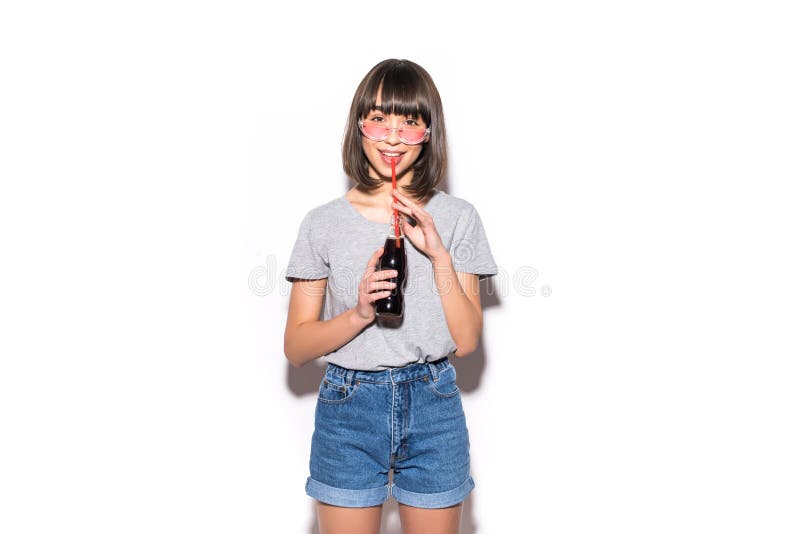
[339,189,441,226]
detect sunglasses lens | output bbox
[400,129,426,144]
[360,123,387,140]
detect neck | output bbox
[360,171,420,200]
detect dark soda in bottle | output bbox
[375,214,407,317]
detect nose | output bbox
[384,126,402,145]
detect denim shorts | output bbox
[306,358,474,509]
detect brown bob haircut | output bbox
[342,59,447,201]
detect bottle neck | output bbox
[386,213,404,238]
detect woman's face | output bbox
[360,105,428,183]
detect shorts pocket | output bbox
[428,365,460,398]
[317,378,360,404]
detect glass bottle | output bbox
[375,213,407,318]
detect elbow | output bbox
[453,340,478,358]
[285,353,303,368]
[284,349,306,368]
[452,323,482,358]
[283,337,306,368]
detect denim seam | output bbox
[429,384,460,398]
[391,476,474,508]
[428,361,440,382]
[306,477,391,508]
[342,376,428,385]
[428,368,459,398]
[390,381,395,467]
[322,379,346,392]
[317,381,361,404]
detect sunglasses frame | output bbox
[357,120,430,145]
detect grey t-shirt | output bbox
[285,189,497,371]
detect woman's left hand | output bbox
[392,191,449,262]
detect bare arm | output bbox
[431,252,483,357]
[283,247,398,367]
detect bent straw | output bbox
[391,158,400,247]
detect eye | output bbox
[367,114,385,123]
[404,118,421,127]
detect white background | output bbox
[1,1,799,533]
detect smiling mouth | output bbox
[380,150,403,158]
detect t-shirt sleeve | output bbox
[451,205,498,280]
[285,212,330,281]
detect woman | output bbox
[284,58,497,534]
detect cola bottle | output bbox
[375,213,407,318]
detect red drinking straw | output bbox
[391,158,400,246]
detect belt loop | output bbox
[345,369,355,386]
[427,361,439,382]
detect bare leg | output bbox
[398,502,462,534]
[316,501,383,534]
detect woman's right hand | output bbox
[354,247,398,322]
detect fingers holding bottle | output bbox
[392,191,447,259]
[354,247,398,322]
